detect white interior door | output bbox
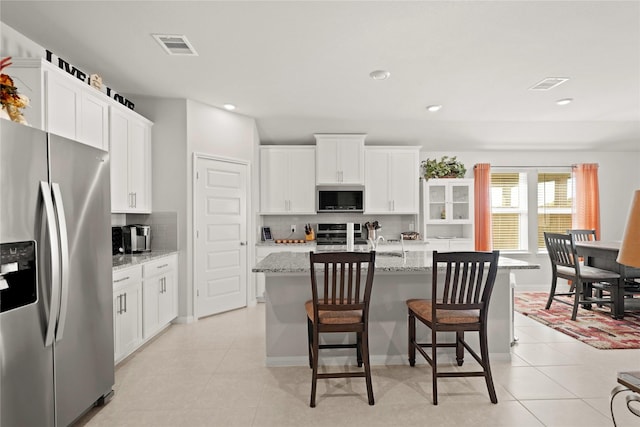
[195,157,248,318]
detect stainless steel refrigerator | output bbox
[0,119,114,426]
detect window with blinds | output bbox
[491,172,528,251]
[537,172,573,249]
[490,168,573,252]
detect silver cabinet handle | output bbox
[117,294,122,314]
[41,181,61,348]
[157,264,169,269]
[114,276,130,283]
[123,292,127,313]
[134,192,137,208]
[52,183,70,342]
[240,241,247,246]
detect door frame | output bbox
[192,153,253,319]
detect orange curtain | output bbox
[572,163,601,237]
[474,163,492,251]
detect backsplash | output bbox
[110,211,178,251]
[260,214,417,242]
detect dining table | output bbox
[575,241,640,319]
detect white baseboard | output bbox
[173,315,195,324]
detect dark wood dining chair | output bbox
[567,229,597,242]
[306,251,376,407]
[407,250,500,405]
[566,229,597,293]
[544,232,621,320]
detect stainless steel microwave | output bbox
[317,188,364,212]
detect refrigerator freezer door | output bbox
[48,134,114,426]
[0,120,55,427]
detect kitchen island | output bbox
[253,250,539,367]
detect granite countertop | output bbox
[256,240,428,249]
[252,250,539,273]
[112,250,178,271]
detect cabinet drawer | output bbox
[113,265,142,290]
[143,255,177,278]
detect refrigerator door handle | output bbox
[52,183,70,342]
[41,181,61,347]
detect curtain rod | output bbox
[487,165,590,169]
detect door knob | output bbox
[240,241,247,246]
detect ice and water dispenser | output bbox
[0,241,37,313]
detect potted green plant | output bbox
[421,156,466,180]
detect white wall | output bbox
[134,98,259,321]
[0,22,44,57]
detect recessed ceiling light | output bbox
[223,104,236,111]
[556,98,573,106]
[369,70,391,80]
[426,105,442,112]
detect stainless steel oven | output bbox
[315,223,367,245]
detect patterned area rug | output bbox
[514,292,640,349]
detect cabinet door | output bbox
[425,182,448,222]
[338,139,364,184]
[389,151,419,213]
[450,182,472,222]
[45,71,80,141]
[158,271,176,326]
[364,150,391,213]
[287,148,316,213]
[114,282,142,363]
[260,148,289,213]
[128,118,151,213]
[79,90,109,150]
[109,108,130,212]
[315,139,339,184]
[142,277,161,339]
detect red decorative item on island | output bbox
[0,56,29,125]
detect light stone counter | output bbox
[112,250,178,271]
[253,250,533,273]
[252,250,539,367]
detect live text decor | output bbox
[45,50,135,110]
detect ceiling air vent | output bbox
[529,77,569,91]
[152,34,198,56]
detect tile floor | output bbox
[77,301,640,426]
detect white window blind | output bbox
[537,172,573,249]
[491,172,528,251]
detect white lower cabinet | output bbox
[113,265,143,364]
[424,238,474,251]
[142,255,178,339]
[112,253,178,364]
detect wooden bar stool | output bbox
[306,251,376,407]
[407,250,500,405]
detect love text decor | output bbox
[45,50,135,110]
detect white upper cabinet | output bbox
[9,58,110,151]
[315,134,365,185]
[364,147,420,214]
[110,106,152,213]
[260,146,316,214]
[424,179,474,224]
[420,178,475,251]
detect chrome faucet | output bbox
[368,235,385,250]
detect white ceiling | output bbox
[2,1,639,151]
